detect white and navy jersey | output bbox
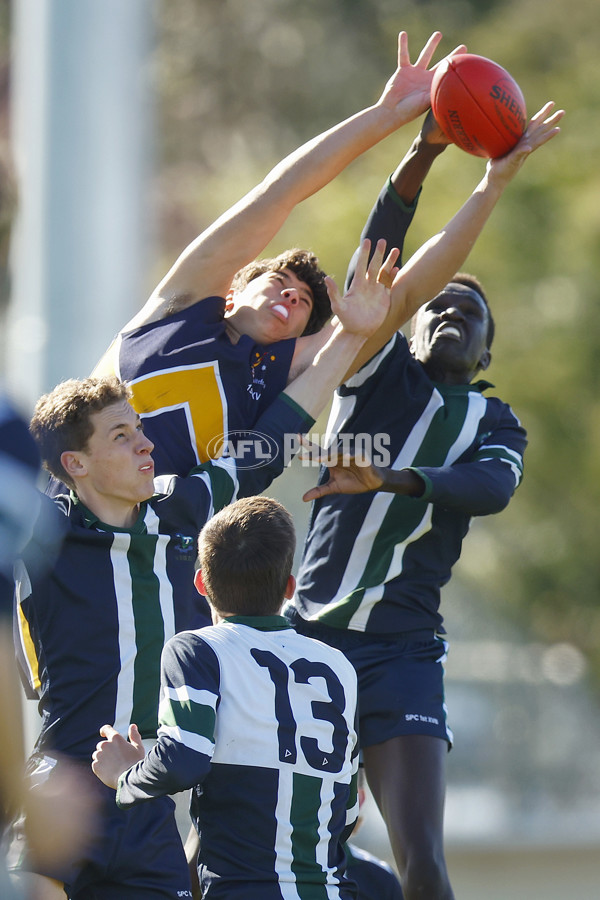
[291,332,527,635]
[15,395,313,761]
[117,617,359,899]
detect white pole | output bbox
[5,0,155,410]
[6,0,156,754]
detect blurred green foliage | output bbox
[151,0,600,691]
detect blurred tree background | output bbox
[148,0,600,693]
[1,0,598,694]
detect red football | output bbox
[431,53,527,158]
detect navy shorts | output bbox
[293,621,453,748]
[9,756,192,899]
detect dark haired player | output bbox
[93,32,561,495]
[93,31,450,477]
[288,106,563,900]
[92,497,360,900]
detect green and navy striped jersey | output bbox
[15,394,313,761]
[291,332,527,635]
[117,617,359,899]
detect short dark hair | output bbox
[198,496,296,617]
[30,376,131,489]
[231,248,331,335]
[411,272,495,348]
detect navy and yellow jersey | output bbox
[291,331,527,635]
[0,392,42,617]
[344,843,404,900]
[117,616,360,899]
[93,296,296,476]
[15,395,314,762]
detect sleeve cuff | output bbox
[385,177,422,214]
[115,773,128,808]
[406,466,432,500]
[278,392,316,430]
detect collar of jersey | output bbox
[72,492,148,534]
[433,378,494,395]
[221,615,292,631]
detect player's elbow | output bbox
[471,486,514,516]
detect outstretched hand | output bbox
[419,108,453,147]
[327,238,397,337]
[299,437,385,502]
[487,101,565,182]
[378,32,466,127]
[91,723,145,789]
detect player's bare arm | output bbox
[342,101,565,377]
[123,31,444,333]
[388,109,453,206]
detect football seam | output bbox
[450,64,522,154]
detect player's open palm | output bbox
[328,238,396,339]
[380,32,466,126]
[488,101,565,183]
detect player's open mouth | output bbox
[139,462,154,474]
[271,303,289,321]
[435,324,462,341]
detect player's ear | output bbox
[284,574,296,600]
[194,568,207,596]
[478,348,491,372]
[61,450,87,480]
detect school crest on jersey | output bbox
[173,533,196,556]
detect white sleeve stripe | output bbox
[211,455,240,499]
[187,459,239,510]
[163,684,218,709]
[478,444,523,465]
[187,470,215,519]
[476,456,523,485]
[508,461,523,486]
[157,724,215,756]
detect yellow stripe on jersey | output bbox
[128,363,227,464]
[17,601,41,693]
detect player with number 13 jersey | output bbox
[116,615,359,899]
